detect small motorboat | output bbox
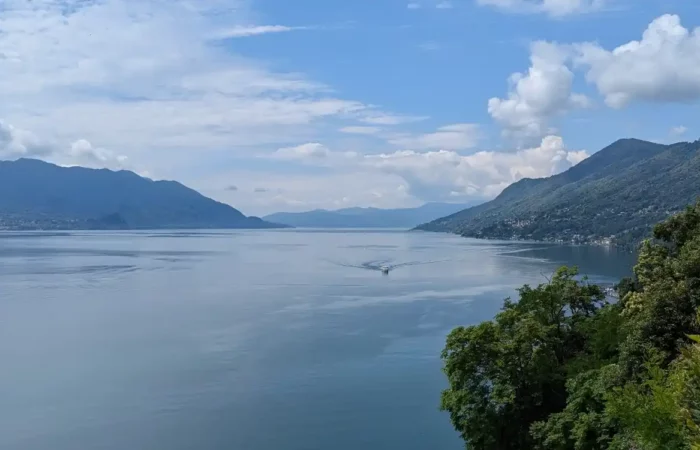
[381,266,390,275]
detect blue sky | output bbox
[0,0,698,215]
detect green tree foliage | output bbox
[440,267,605,449]
[442,201,700,450]
[606,346,700,450]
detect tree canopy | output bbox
[441,201,700,450]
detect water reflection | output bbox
[0,230,634,450]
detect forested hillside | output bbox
[418,138,700,248]
[0,158,284,230]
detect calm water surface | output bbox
[0,230,634,450]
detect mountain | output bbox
[0,158,286,230]
[417,138,700,248]
[263,202,479,229]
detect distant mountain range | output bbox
[417,138,700,248]
[263,202,479,229]
[0,158,285,230]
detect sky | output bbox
[0,0,699,216]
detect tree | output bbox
[440,267,605,449]
[442,201,700,450]
[606,329,700,450]
[534,202,700,450]
[619,203,700,375]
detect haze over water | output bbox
[0,230,634,450]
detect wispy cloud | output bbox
[359,114,429,125]
[407,0,454,10]
[388,124,482,150]
[477,0,607,17]
[419,41,441,51]
[213,25,308,39]
[670,125,688,137]
[339,126,383,135]
[0,0,386,176]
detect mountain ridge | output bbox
[264,202,480,229]
[0,158,286,230]
[416,138,700,248]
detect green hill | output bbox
[416,138,700,248]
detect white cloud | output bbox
[213,25,305,39]
[359,114,429,125]
[0,120,52,159]
[488,41,590,141]
[253,135,589,210]
[389,123,482,150]
[0,120,130,170]
[339,126,383,135]
[274,143,331,160]
[477,0,606,17]
[575,14,700,108]
[670,125,688,137]
[0,0,378,172]
[67,139,130,170]
[407,0,454,10]
[365,135,588,198]
[271,143,359,167]
[209,171,415,215]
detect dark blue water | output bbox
[0,230,634,450]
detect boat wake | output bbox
[326,258,449,274]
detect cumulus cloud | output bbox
[365,135,588,198]
[488,41,590,141]
[487,14,699,142]
[67,139,130,170]
[389,124,482,150]
[0,121,52,159]
[477,0,606,17]
[264,135,589,203]
[575,14,700,108]
[0,120,130,170]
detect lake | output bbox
[0,230,635,450]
